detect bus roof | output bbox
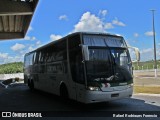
[26,32,124,55]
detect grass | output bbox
[132,60,160,70]
[134,86,160,94]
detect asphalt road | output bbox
[0,83,160,120]
[133,70,160,77]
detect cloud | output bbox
[11,43,25,51]
[36,41,41,46]
[24,36,36,40]
[19,50,25,55]
[32,37,36,40]
[104,23,114,29]
[0,38,42,64]
[35,41,42,48]
[134,33,139,37]
[28,26,33,31]
[50,34,62,41]
[112,18,126,27]
[24,36,30,40]
[145,31,154,36]
[73,12,127,33]
[140,48,153,54]
[139,48,154,61]
[139,48,160,61]
[27,41,42,52]
[99,10,108,17]
[0,53,23,64]
[73,12,104,32]
[4,56,23,64]
[59,15,68,21]
[28,46,34,52]
[0,53,8,59]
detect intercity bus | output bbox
[24,32,140,103]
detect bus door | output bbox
[69,47,85,101]
[68,35,86,101]
[68,48,78,100]
[75,52,86,102]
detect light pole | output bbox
[150,9,157,78]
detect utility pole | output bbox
[150,9,157,78]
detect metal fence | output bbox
[133,64,160,70]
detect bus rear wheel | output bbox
[60,84,69,101]
[29,79,34,90]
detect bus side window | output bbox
[24,55,29,68]
[32,52,36,65]
[38,52,41,64]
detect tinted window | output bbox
[24,52,34,67]
[37,40,67,64]
[68,35,85,84]
[83,35,127,47]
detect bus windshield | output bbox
[85,47,132,83]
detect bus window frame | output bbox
[68,34,85,84]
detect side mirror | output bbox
[128,46,140,62]
[82,45,89,61]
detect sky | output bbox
[0,0,160,64]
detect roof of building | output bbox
[0,0,38,40]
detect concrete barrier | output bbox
[0,73,24,80]
[134,69,160,72]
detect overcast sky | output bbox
[0,0,160,64]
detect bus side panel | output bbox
[24,55,28,84]
[24,69,29,84]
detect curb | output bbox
[0,81,7,88]
[0,79,24,88]
[134,85,160,87]
[133,93,160,97]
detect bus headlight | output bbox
[87,86,101,91]
[128,83,133,88]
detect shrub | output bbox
[0,62,23,74]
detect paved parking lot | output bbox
[133,71,160,86]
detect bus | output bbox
[24,32,140,103]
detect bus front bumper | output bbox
[82,87,133,104]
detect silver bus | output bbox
[24,32,139,103]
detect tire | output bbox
[60,84,69,101]
[29,79,34,90]
[27,79,30,87]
